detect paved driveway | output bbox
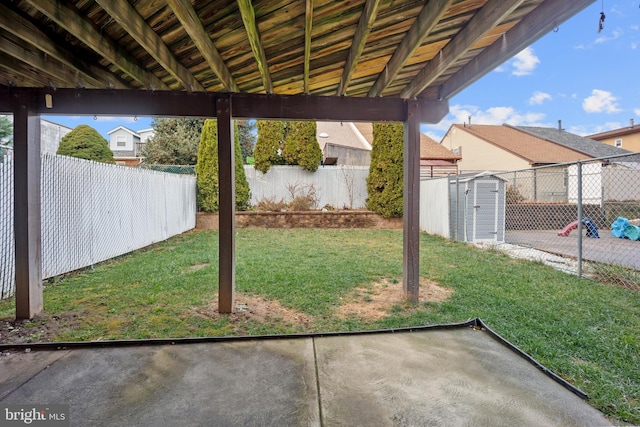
[506,229,640,271]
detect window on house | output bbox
[615,139,622,147]
[117,136,126,147]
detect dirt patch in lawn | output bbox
[336,278,453,320]
[0,312,84,346]
[192,292,312,327]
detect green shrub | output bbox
[255,120,321,173]
[254,120,285,173]
[283,121,321,172]
[196,120,250,212]
[57,125,114,164]
[366,122,404,218]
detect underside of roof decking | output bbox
[0,0,594,103]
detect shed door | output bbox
[473,180,499,242]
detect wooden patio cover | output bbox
[0,0,594,319]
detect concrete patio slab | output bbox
[0,325,611,426]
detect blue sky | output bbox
[422,1,640,140]
[42,1,639,143]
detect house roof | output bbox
[317,122,371,152]
[0,1,593,103]
[452,124,591,165]
[107,126,140,137]
[514,125,631,158]
[349,122,459,161]
[587,124,640,141]
[420,134,460,161]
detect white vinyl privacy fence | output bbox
[245,165,369,209]
[1,154,196,299]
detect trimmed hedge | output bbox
[57,125,114,164]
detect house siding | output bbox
[441,128,530,172]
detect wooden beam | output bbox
[217,96,235,313]
[167,0,238,92]
[0,3,127,89]
[25,0,168,90]
[0,56,49,88]
[403,99,420,303]
[367,0,451,97]
[0,88,448,123]
[95,0,204,92]
[0,32,100,90]
[439,0,596,100]
[237,0,273,94]
[12,91,43,319]
[400,0,525,99]
[336,0,381,96]
[303,0,314,94]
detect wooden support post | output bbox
[403,99,420,303]
[217,95,235,313]
[13,92,43,319]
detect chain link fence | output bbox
[140,164,195,175]
[0,152,14,299]
[1,154,196,300]
[492,152,640,290]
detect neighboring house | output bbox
[441,124,594,173]
[107,126,155,166]
[587,120,640,152]
[441,124,598,202]
[316,122,372,166]
[41,119,73,155]
[419,133,460,178]
[316,122,459,177]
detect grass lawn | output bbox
[0,228,638,424]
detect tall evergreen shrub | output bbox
[196,119,250,212]
[56,125,114,164]
[366,122,404,218]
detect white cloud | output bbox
[529,91,552,105]
[596,28,623,44]
[635,108,640,116]
[423,104,547,141]
[631,25,639,31]
[631,41,638,50]
[582,89,622,113]
[511,47,540,76]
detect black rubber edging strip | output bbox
[473,318,588,400]
[0,318,478,352]
[0,317,587,400]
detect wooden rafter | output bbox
[303,0,314,94]
[237,0,273,94]
[400,0,525,99]
[0,4,126,89]
[367,0,451,97]
[0,32,91,89]
[336,0,381,96]
[96,0,204,92]
[25,0,168,91]
[439,0,595,100]
[167,0,238,92]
